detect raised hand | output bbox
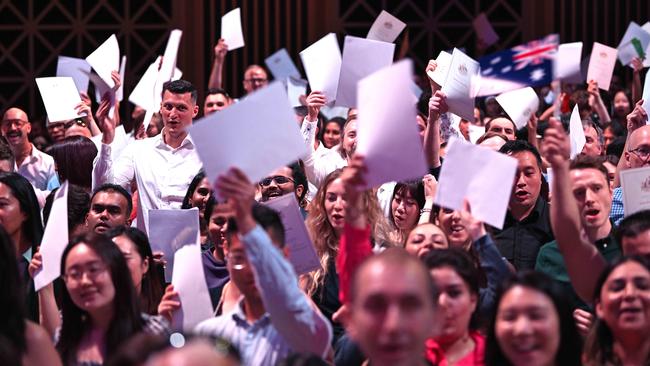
[541,117,570,168]
[428,90,448,122]
[425,59,440,93]
[627,99,648,133]
[458,199,486,241]
[157,284,181,324]
[96,95,117,144]
[214,38,228,62]
[306,91,326,122]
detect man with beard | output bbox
[258,162,308,210]
[1,108,56,190]
[85,183,132,234]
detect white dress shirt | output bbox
[92,130,202,232]
[300,118,347,188]
[16,144,56,191]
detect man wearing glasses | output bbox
[258,162,308,212]
[207,38,269,97]
[610,101,650,225]
[1,108,56,191]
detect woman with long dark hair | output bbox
[181,171,212,249]
[57,234,169,365]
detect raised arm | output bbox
[587,80,611,126]
[424,90,447,168]
[215,167,332,357]
[631,57,643,104]
[542,117,606,302]
[27,252,60,339]
[208,39,228,90]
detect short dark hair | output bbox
[485,115,516,132]
[581,119,604,146]
[288,161,308,202]
[162,79,198,104]
[226,203,285,248]
[485,271,583,366]
[615,210,650,250]
[42,184,90,232]
[0,139,15,168]
[476,131,508,145]
[569,155,610,184]
[91,184,133,217]
[499,139,543,169]
[205,88,230,99]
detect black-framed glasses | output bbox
[1,119,28,129]
[260,175,294,186]
[244,77,267,84]
[629,146,650,161]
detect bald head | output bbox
[242,65,268,94]
[625,125,650,168]
[1,108,31,149]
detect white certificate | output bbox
[335,35,395,108]
[56,56,91,93]
[620,166,650,216]
[441,48,479,122]
[366,10,406,43]
[569,104,586,159]
[221,8,245,50]
[34,182,69,291]
[85,34,119,88]
[426,50,452,87]
[171,241,214,331]
[496,87,539,129]
[587,42,618,91]
[617,21,650,65]
[263,194,320,274]
[35,77,84,123]
[265,48,301,81]
[554,42,583,82]
[287,76,307,107]
[300,33,342,103]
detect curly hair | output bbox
[305,169,391,296]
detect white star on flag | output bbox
[530,68,545,81]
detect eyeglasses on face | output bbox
[63,262,108,283]
[259,175,294,186]
[629,146,650,161]
[244,78,267,84]
[1,119,28,129]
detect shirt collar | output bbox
[155,128,195,150]
[22,246,32,263]
[231,299,270,327]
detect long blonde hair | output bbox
[305,169,391,296]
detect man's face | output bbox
[570,168,611,232]
[487,118,516,140]
[85,191,130,234]
[160,91,198,137]
[203,93,231,116]
[509,151,542,212]
[349,260,435,366]
[259,167,302,202]
[342,121,358,158]
[625,127,650,169]
[242,67,268,94]
[621,229,650,258]
[1,108,31,148]
[581,126,602,156]
[47,122,66,143]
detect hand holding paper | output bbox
[221,8,245,51]
[441,49,479,122]
[426,51,452,88]
[587,42,618,91]
[300,33,342,103]
[85,34,119,88]
[36,77,85,123]
[496,87,539,129]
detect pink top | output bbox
[336,223,372,304]
[425,331,486,366]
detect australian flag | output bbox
[476,34,558,96]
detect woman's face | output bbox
[342,121,357,158]
[613,91,631,117]
[112,235,148,292]
[603,126,616,150]
[437,208,470,248]
[0,182,26,240]
[208,203,232,249]
[405,223,448,258]
[596,261,650,337]
[431,266,476,344]
[324,178,347,234]
[322,121,342,149]
[190,178,212,218]
[391,188,420,232]
[495,285,560,366]
[602,161,617,191]
[63,243,116,314]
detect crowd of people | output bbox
[2,18,650,366]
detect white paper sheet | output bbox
[56,56,91,93]
[300,33,342,103]
[434,138,518,229]
[441,48,479,122]
[221,8,245,51]
[620,166,650,216]
[189,82,307,191]
[554,42,583,82]
[116,55,127,102]
[128,57,161,110]
[496,87,539,129]
[587,42,618,91]
[426,51,452,87]
[366,10,406,43]
[473,13,499,47]
[147,30,183,130]
[147,208,200,282]
[287,76,308,107]
[263,194,320,274]
[569,104,586,159]
[265,48,301,81]
[36,77,85,123]
[335,36,395,108]
[85,34,119,88]
[356,59,428,187]
[468,124,485,144]
[171,239,213,331]
[34,182,69,291]
[617,21,650,65]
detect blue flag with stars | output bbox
[476,34,558,96]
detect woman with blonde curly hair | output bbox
[304,168,389,344]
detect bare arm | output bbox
[208,39,228,89]
[542,117,606,302]
[424,91,446,168]
[587,80,611,125]
[631,57,643,103]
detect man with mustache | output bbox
[1,108,56,191]
[258,162,308,212]
[491,140,554,270]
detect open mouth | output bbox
[584,208,600,220]
[450,224,465,233]
[515,190,529,199]
[331,213,345,223]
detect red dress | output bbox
[425,331,486,366]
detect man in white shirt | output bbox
[93,80,202,231]
[1,108,57,191]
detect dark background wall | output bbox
[1,0,649,125]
